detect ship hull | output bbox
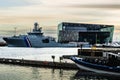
[3,37,27,47]
[71,57,120,75]
[3,36,78,47]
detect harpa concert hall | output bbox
[58,22,114,44]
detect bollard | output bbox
[51,55,55,63]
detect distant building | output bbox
[58,22,114,44]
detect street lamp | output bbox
[51,55,55,63]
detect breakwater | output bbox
[0,58,79,70]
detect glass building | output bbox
[58,22,114,44]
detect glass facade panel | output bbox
[79,32,110,44]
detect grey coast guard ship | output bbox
[3,22,83,47]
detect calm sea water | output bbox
[0,64,77,80]
[0,47,78,62]
[0,47,119,80]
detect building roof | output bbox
[59,22,114,29]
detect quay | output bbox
[0,58,79,70]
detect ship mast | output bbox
[14,27,17,36]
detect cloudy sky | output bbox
[0,0,120,40]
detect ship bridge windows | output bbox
[42,39,49,43]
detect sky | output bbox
[0,0,120,41]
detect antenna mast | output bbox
[14,27,17,36]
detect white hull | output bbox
[76,63,120,75]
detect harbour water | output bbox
[0,64,77,80]
[0,47,119,80]
[0,47,78,62]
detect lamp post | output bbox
[52,55,55,63]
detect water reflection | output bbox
[51,68,64,80]
[31,67,41,80]
[59,69,63,77]
[72,70,120,80]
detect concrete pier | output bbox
[0,58,79,70]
